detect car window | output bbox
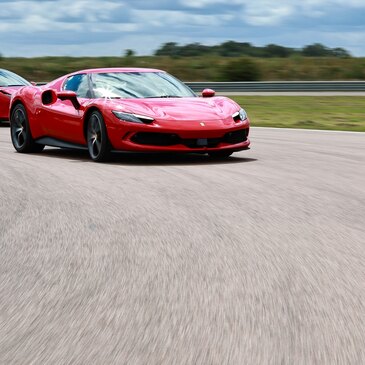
[64,74,90,98]
[91,72,196,99]
[0,69,30,87]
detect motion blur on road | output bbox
[0,125,364,364]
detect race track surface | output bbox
[0,125,364,364]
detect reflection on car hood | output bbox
[105,96,239,121]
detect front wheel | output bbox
[208,151,233,159]
[87,111,111,162]
[10,104,44,153]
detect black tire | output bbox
[87,110,111,162]
[208,151,233,159]
[10,104,45,153]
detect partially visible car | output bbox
[10,67,250,161]
[0,69,30,123]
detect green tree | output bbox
[124,49,135,57]
[178,43,212,57]
[331,47,351,58]
[215,41,264,57]
[154,42,180,57]
[264,44,291,58]
[302,43,330,57]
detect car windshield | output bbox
[0,69,30,87]
[91,72,196,99]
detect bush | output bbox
[221,58,261,81]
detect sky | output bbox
[0,0,365,57]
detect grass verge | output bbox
[230,96,365,132]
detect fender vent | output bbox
[41,90,57,105]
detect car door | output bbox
[40,73,91,144]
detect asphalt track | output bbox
[0,125,364,364]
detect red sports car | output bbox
[10,68,250,161]
[0,69,30,123]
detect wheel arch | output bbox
[83,106,101,142]
[9,98,42,139]
[9,99,25,120]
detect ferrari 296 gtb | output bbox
[9,68,250,161]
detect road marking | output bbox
[252,127,365,134]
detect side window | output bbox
[64,74,90,98]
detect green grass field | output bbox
[2,55,365,82]
[230,96,365,132]
[1,56,364,132]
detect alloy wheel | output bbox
[88,113,102,159]
[12,107,27,149]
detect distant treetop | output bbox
[154,41,351,58]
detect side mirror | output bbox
[201,88,215,97]
[57,90,81,110]
[31,81,37,86]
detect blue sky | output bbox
[0,0,364,57]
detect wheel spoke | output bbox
[94,122,101,133]
[92,138,98,156]
[14,112,22,128]
[91,116,98,133]
[18,130,25,146]
[95,139,101,154]
[18,113,25,126]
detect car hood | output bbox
[105,96,240,121]
[0,86,23,95]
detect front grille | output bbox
[131,128,248,148]
[223,129,248,144]
[131,132,181,146]
[183,138,221,148]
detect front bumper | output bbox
[107,117,251,153]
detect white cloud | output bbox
[181,0,232,8]
[133,9,230,27]
[0,0,126,30]
[243,2,293,26]
[0,0,365,56]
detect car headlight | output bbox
[112,111,154,124]
[232,108,247,122]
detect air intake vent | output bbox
[131,132,181,146]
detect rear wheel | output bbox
[10,104,44,153]
[208,151,233,159]
[87,111,111,162]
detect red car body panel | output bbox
[0,86,23,121]
[10,68,250,154]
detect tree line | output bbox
[154,41,350,58]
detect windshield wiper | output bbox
[4,84,26,87]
